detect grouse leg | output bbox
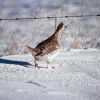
[34,57,40,69]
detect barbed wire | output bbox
[0,14,100,21]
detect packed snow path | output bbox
[0,49,100,100]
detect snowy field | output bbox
[0,49,100,100]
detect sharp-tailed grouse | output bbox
[26,22,66,69]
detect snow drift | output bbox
[0,49,100,100]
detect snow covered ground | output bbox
[0,49,100,100]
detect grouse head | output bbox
[56,22,65,33]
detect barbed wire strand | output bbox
[0,14,100,21]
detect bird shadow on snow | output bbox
[0,58,33,68]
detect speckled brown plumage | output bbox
[26,22,65,68]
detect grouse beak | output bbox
[65,26,67,28]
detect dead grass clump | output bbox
[7,34,18,55]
